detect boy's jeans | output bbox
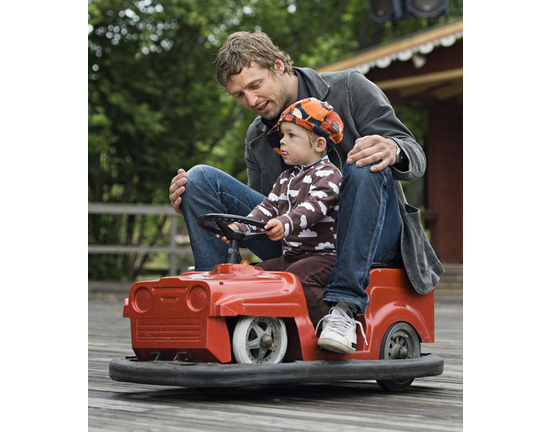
[180,162,401,315]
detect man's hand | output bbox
[346,135,398,172]
[169,169,187,215]
[264,219,284,241]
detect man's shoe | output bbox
[316,302,366,355]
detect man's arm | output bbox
[345,70,426,181]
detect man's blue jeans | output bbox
[323,162,402,314]
[180,165,282,270]
[179,162,401,315]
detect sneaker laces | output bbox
[315,305,368,346]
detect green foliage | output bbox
[88,0,462,280]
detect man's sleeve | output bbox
[347,69,426,181]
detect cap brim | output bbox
[266,124,282,149]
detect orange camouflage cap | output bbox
[267,97,344,152]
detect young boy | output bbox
[226,98,343,328]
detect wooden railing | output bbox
[88,203,192,276]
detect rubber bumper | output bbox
[109,354,444,388]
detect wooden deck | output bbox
[88,287,462,431]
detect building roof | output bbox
[317,19,463,74]
[316,19,463,104]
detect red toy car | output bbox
[109,214,443,392]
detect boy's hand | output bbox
[264,219,284,241]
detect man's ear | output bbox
[274,58,285,75]
[315,137,328,154]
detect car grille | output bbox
[136,318,202,342]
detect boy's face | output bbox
[225,60,293,121]
[279,122,326,166]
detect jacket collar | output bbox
[294,67,330,100]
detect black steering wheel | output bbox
[196,213,269,264]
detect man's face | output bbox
[225,61,292,121]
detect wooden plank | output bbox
[88,203,175,215]
[88,245,192,254]
[376,68,463,91]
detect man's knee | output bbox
[184,164,225,195]
[186,164,218,184]
[179,165,219,210]
[342,162,388,188]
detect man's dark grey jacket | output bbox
[243,67,444,294]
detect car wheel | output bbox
[232,316,288,364]
[376,322,420,392]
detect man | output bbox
[169,31,443,355]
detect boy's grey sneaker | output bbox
[316,302,367,354]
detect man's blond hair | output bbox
[215,31,294,87]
